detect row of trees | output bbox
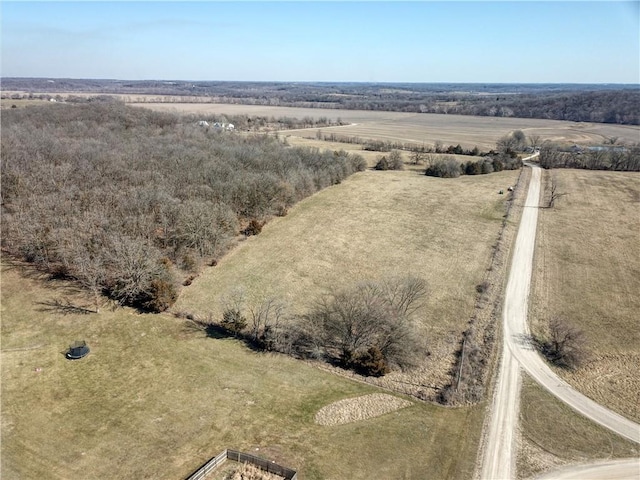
[1,103,366,311]
[212,276,429,377]
[317,131,489,157]
[425,154,523,178]
[539,144,640,171]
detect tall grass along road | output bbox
[480,155,639,479]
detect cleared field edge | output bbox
[472,165,532,480]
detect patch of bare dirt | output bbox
[314,393,413,426]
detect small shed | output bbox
[66,341,90,360]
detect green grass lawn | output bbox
[518,375,639,479]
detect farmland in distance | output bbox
[133,102,640,150]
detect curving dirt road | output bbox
[480,159,639,479]
[533,458,640,480]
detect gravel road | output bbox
[480,159,639,479]
[533,458,640,480]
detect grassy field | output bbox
[1,262,483,480]
[517,376,639,479]
[131,102,640,150]
[0,97,526,479]
[0,98,53,109]
[176,167,520,395]
[529,169,640,422]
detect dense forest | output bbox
[1,103,366,311]
[3,78,639,125]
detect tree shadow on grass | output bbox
[37,298,95,315]
[183,318,237,340]
[182,318,272,354]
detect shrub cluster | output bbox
[208,276,428,377]
[374,150,404,171]
[1,103,365,311]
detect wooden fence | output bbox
[186,449,297,480]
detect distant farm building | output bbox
[213,122,235,131]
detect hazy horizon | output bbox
[2,77,639,86]
[2,1,639,84]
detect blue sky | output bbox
[2,1,639,83]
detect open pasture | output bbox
[133,102,640,150]
[1,262,482,480]
[529,169,640,422]
[176,167,521,395]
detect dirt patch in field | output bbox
[315,393,413,426]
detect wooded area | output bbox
[539,144,640,171]
[0,103,365,311]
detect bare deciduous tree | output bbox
[249,297,286,348]
[301,276,428,374]
[528,134,542,150]
[542,317,588,369]
[547,176,567,208]
[410,150,425,165]
[387,150,404,170]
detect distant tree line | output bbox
[539,143,640,171]
[317,131,487,156]
[4,93,344,131]
[4,78,637,125]
[1,103,366,312]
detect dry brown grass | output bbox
[314,394,413,426]
[529,169,640,422]
[176,168,520,397]
[132,102,640,150]
[281,135,479,171]
[0,98,52,109]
